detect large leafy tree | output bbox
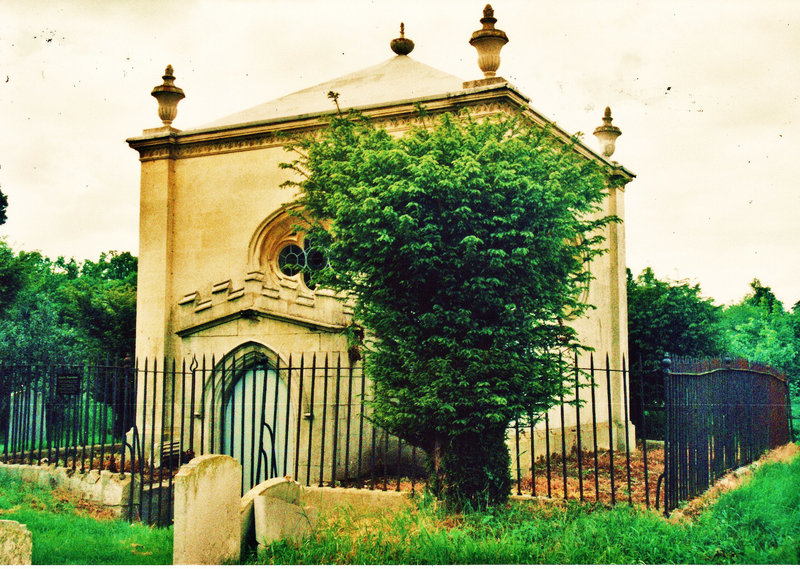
[721,281,799,439]
[627,267,725,368]
[0,247,82,361]
[284,111,616,508]
[626,267,725,437]
[54,251,138,358]
[0,185,7,226]
[0,241,30,315]
[0,248,137,361]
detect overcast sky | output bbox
[2,0,799,307]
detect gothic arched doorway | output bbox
[217,346,294,491]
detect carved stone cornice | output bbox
[605,162,635,190]
[126,81,636,186]
[126,82,632,180]
[175,306,347,338]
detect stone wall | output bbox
[302,485,413,516]
[0,462,133,517]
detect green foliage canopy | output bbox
[0,186,7,226]
[284,111,617,506]
[0,243,138,437]
[627,271,799,436]
[0,244,137,361]
[626,267,725,438]
[0,241,31,314]
[722,279,800,389]
[627,267,725,368]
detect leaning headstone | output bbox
[173,455,242,565]
[0,520,33,565]
[253,494,317,549]
[240,475,300,550]
[240,476,317,552]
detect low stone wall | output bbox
[302,486,413,516]
[0,462,133,517]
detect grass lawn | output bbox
[0,471,172,565]
[254,450,800,565]
[1,446,797,565]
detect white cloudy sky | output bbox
[1,0,799,307]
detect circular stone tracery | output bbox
[277,240,327,288]
[250,208,330,292]
[277,244,305,276]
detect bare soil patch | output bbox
[516,447,664,507]
[331,445,666,509]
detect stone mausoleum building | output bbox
[127,6,635,487]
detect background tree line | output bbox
[11,246,793,384]
[0,238,137,437]
[0,240,136,362]
[628,267,800,437]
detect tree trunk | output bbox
[433,425,511,510]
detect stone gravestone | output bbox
[0,520,33,565]
[253,493,317,549]
[239,476,317,552]
[173,455,242,565]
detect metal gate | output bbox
[1,354,422,527]
[222,361,294,492]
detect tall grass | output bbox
[255,454,800,564]
[0,471,171,564]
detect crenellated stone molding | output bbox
[174,270,353,338]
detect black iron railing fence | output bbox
[662,355,793,512]
[509,354,657,508]
[0,352,793,525]
[0,354,422,525]
[0,361,132,473]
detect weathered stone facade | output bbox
[127,8,635,485]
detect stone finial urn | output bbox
[390,23,414,55]
[593,107,622,158]
[151,65,185,126]
[469,4,509,78]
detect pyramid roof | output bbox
[201,55,466,129]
